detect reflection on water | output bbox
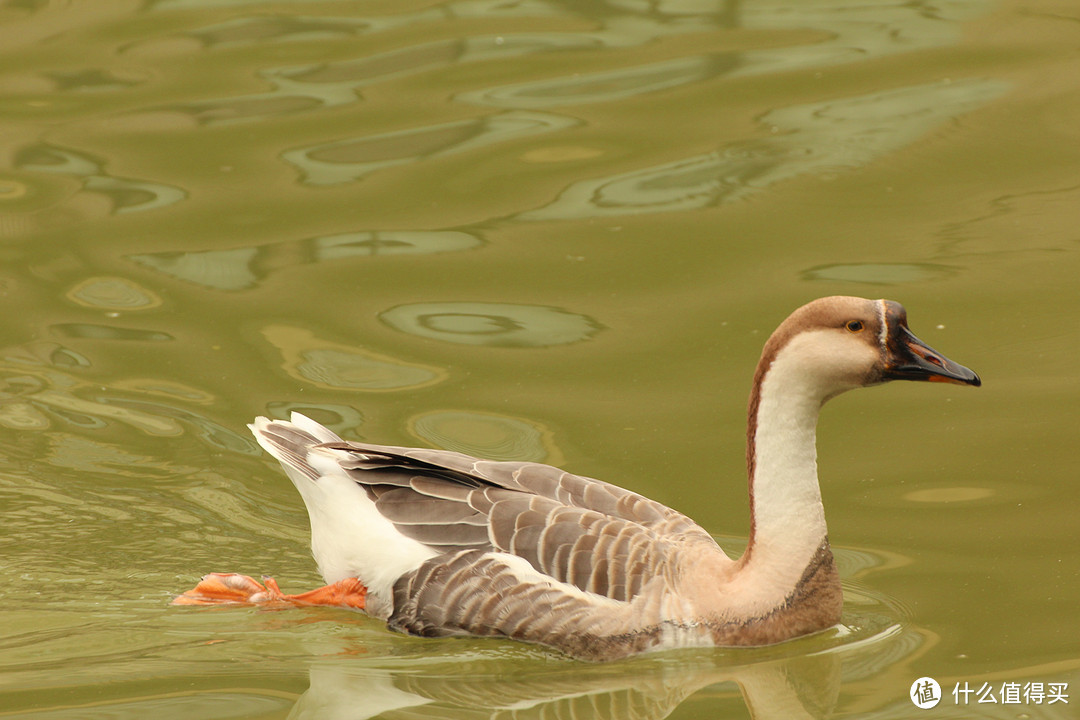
[902,486,995,503]
[168,34,606,125]
[261,325,447,391]
[408,409,563,463]
[459,56,731,108]
[284,111,579,186]
[51,323,173,342]
[15,144,185,215]
[185,14,367,49]
[65,276,163,310]
[46,67,144,93]
[522,79,1007,219]
[2,692,294,720]
[290,651,843,720]
[379,302,603,347]
[144,0,997,129]
[803,263,958,285]
[111,378,215,404]
[130,247,262,292]
[0,341,180,436]
[0,339,250,452]
[733,0,994,78]
[129,230,482,291]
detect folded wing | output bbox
[310,440,724,604]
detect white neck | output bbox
[736,332,844,609]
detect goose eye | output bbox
[845,320,864,333]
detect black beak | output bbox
[883,325,981,387]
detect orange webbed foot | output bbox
[173,573,367,610]
[285,577,367,610]
[172,572,287,606]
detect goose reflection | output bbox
[289,651,841,720]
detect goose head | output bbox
[756,296,980,404]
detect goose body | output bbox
[176,296,979,661]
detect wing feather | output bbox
[263,426,723,605]
[375,486,488,525]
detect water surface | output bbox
[2,1,1078,718]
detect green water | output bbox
[2,1,1078,717]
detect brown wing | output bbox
[388,549,666,661]
[318,441,722,603]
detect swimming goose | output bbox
[175,296,979,661]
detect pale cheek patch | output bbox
[770,330,879,392]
